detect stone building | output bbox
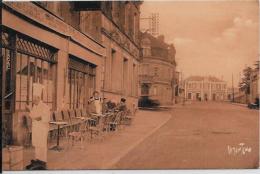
[139,32,177,105]
[77,1,142,110]
[1,1,141,146]
[184,76,227,101]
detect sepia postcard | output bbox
[1,0,259,172]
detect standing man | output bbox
[26,83,50,170]
[88,91,103,114]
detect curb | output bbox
[102,112,172,169]
[230,102,247,107]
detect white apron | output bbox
[29,101,50,162]
[93,99,102,114]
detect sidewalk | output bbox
[23,110,172,169]
[230,102,247,107]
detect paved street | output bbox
[22,102,259,169]
[113,102,259,169]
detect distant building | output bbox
[139,32,178,105]
[184,76,227,101]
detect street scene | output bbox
[1,0,259,171]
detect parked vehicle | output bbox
[138,96,160,108]
[248,97,259,109]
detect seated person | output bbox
[117,98,127,112]
[107,100,117,111]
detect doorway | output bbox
[1,35,15,146]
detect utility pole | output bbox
[140,13,159,37]
[232,73,234,102]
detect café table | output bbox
[49,121,68,151]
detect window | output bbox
[111,49,116,90]
[68,56,96,109]
[168,68,171,76]
[154,67,158,76]
[196,93,200,100]
[142,47,151,56]
[132,63,138,96]
[142,64,149,75]
[123,58,128,94]
[133,12,137,41]
[112,1,120,23]
[15,53,56,110]
[124,3,130,33]
[141,84,149,95]
[154,86,157,96]
[188,93,192,99]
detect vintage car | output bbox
[138,96,160,108]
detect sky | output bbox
[140,0,259,87]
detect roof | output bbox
[141,32,169,49]
[185,76,224,82]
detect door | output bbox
[196,93,200,100]
[1,31,16,146]
[213,93,216,101]
[204,94,208,101]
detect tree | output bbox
[254,60,259,70]
[239,66,252,103]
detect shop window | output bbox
[1,29,57,111]
[68,56,96,109]
[1,28,57,146]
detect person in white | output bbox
[26,83,50,167]
[88,91,103,114]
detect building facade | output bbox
[139,33,177,105]
[184,76,227,101]
[76,1,142,111]
[1,1,141,146]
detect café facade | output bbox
[1,2,106,146]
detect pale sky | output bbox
[141,0,259,87]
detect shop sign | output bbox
[4,2,104,56]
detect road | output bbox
[113,102,259,169]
